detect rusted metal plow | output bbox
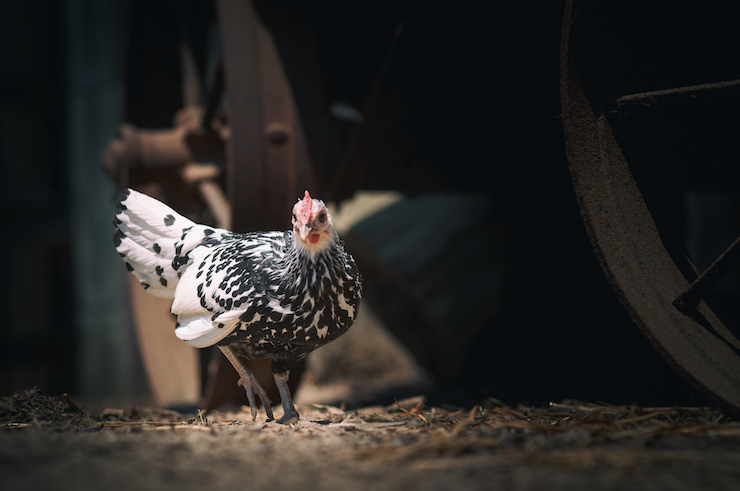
[561,0,740,416]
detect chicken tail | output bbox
[113,188,208,298]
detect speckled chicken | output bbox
[113,189,362,423]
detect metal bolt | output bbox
[265,123,290,145]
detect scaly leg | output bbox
[218,346,274,422]
[273,371,300,424]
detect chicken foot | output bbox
[218,346,274,422]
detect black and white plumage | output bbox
[113,188,362,423]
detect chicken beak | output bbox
[298,223,311,241]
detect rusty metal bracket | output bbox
[673,237,740,315]
[103,108,226,188]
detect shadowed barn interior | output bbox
[2,0,738,416]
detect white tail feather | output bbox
[113,188,216,298]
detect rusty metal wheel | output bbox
[561,0,740,416]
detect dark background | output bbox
[0,0,718,408]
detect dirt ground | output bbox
[2,388,740,490]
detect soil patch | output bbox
[2,388,739,490]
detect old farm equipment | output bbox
[105,0,328,408]
[104,0,403,409]
[561,0,740,416]
[105,0,740,415]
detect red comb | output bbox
[298,190,312,224]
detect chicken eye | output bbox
[318,212,326,224]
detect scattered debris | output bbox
[1,388,739,490]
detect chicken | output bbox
[113,189,362,423]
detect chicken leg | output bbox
[218,346,274,422]
[273,370,300,424]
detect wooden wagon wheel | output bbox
[105,0,323,409]
[196,0,324,409]
[561,0,740,416]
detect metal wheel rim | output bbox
[560,0,740,416]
